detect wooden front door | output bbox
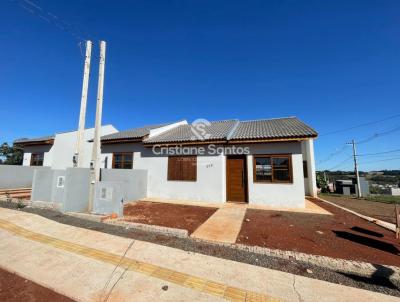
[226,156,248,203]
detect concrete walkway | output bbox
[0,208,398,302]
[191,203,247,243]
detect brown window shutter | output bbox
[168,157,178,180]
[168,156,197,181]
[188,156,197,181]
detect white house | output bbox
[15,125,118,169]
[100,117,318,208]
[15,117,317,208]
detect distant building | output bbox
[335,177,369,196]
[390,188,400,196]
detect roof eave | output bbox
[227,135,317,144]
[14,139,55,147]
[143,139,228,147]
[101,137,144,144]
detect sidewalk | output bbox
[191,203,247,243]
[0,207,398,302]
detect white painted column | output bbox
[221,153,226,203]
[305,139,317,197]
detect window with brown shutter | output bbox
[168,156,197,181]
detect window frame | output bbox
[112,152,133,169]
[30,153,44,166]
[253,154,293,184]
[167,155,197,182]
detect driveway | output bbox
[0,207,397,302]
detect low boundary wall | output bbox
[0,165,50,189]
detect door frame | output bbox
[225,155,249,203]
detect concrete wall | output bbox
[62,168,91,212]
[101,168,148,202]
[52,170,66,203]
[0,165,50,189]
[31,169,54,202]
[93,181,124,216]
[31,167,91,212]
[31,169,65,209]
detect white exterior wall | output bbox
[22,145,54,167]
[101,143,225,203]
[139,153,225,203]
[22,125,117,169]
[391,188,400,196]
[244,142,305,208]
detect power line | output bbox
[358,156,400,165]
[319,113,400,137]
[11,0,96,42]
[324,156,353,171]
[317,144,348,164]
[358,148,400,156]
[358,124,400,145]
[318,126,400,165]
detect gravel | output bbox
[1,200,399,297]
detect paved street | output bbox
[0,207,398,302]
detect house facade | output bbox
[15,125,118,169]
[100,117,318,208]
[15,117,317,208]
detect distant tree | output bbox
[0,143,23,165]
[316,172,329,193]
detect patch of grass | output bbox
[16,199,26,209]
[364,195,400,204]
[319,193,400,204]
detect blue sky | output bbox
[1,0,399,171]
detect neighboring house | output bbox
[100,117,318,208]
[334,177,369,196]
[14,125,118,169]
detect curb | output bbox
[190,238,400,282]
[103,218,189,238]
[103,216,400,282]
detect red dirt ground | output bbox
[123,201,218,234]
[0,268,74,302]
[237,199,400,266]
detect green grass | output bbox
[319,193,400,204]
[364,195,400,204]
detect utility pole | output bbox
[88,41,106,212]
[347,139,362,198]
[74,40,92,167]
